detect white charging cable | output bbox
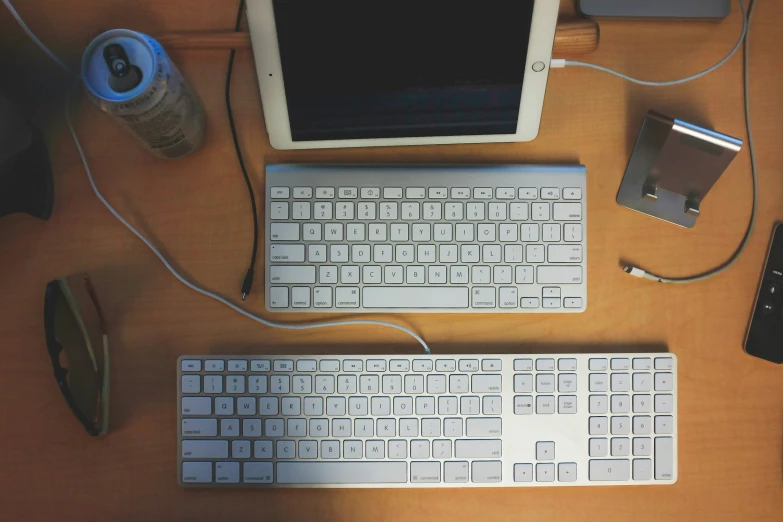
[552,0,759,284]
[2,0,432,354]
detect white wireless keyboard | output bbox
[265,165,587,313]
[178,353,677,488]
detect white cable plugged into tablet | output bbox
[2,0,432,355]
[552,0,759,284]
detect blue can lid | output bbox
[82,29,156,102]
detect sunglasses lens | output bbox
[48,278,105,429]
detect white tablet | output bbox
[246,0,560,150]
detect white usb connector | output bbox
[623,266,648,279]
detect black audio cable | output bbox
[225,0,258,300]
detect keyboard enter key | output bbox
[548,245,583,263]
[466,418,502,436]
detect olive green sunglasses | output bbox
[44,274,110,436]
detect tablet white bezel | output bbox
[246,0,560,150]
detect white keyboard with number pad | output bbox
[265,165,586,313]
[178,353,677,488]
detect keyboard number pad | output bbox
[588,356,675,482]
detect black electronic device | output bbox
[578,0,731,19]
[0,92,53,221]
[744,224,783,363]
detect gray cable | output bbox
[565,0,758,284]
[566,0,748,87]
[2,0,432,354]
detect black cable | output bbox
[225,0,258,300]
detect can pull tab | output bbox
[103,43,143,93]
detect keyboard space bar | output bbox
[363,287,470,309]
[277,462,408,484]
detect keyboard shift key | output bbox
[537,266,583,284]
[182,440,229,459]
[270,266,316,284]
[455,439,502,458]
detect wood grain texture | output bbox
[156,18,600,55]
[1,1,782,521]
[552,18,600,55]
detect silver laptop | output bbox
[579,0,731,19]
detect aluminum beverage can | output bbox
[81,29,206,160]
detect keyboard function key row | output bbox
[271,187,583,202]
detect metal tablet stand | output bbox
[616,111,743,228]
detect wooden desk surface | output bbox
[1,1,782,520]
